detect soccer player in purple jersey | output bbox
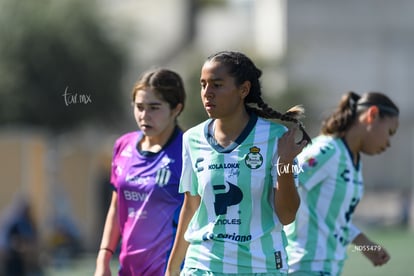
[94,68,186,276]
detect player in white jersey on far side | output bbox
[165,50,312,276]
[285,91,399,276]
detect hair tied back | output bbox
[284,105,312,144]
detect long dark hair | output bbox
[206,51,311,143]
[321,91,399,136]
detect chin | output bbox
[361,149,376,156]
[205,112,217,119]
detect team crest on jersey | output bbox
[156,167,172,187]
[245,146,263,169]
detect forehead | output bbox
[134,88,164,103]
[200,61,231,80]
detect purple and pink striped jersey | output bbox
[110,127,183,275]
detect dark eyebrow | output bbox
[134,102,162,106]
[200,77,223,82]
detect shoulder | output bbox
[114,131,140,146]
[309,135,338,153]
[299,135,339,164]
[183,120,209,140]
[112,131,140,154]
[256,117,287,137]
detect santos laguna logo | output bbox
[245,146,263,169]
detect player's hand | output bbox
[362,243,390,266]
[277,126,307,162]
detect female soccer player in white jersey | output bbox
[165,51,312,276]
[285,91,399,276]
[94,69,186,276]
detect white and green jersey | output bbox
[285,135,364,275]
[180,114,296,274]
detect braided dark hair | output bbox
[206,51,311,144]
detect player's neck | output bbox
[213,112,250,147]
[343,127,361,164]
[139,124,176,153]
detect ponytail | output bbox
[321,91,360,136]
[321,91,399,136]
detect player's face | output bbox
[361,114,399,155]
[200,61,248,119]
[133,88,178,138]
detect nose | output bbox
[202,84,214,99]
[139,108,150,120]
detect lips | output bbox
[140,124,152,130]
[205,102,215,109]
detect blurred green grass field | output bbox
[342,227,412,276]
[45,227,412,276]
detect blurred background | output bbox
[0,0,412,275]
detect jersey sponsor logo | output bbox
[125,173,151,184]
[125,167,172,187]
[128,207,147,219]
[213,181,243,215]
[195,157,240,174]
[208,163,239,170]
[245,146,263,169]
[201,231,252,242]
[123,190,149,202]
[214,218,241,225]
[216,232,252,242]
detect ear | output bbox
[365,105,379,124]
[240,81,251,99]
[172,103,183,117]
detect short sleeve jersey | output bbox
[180,114,296,274]
[110,127,183,276]
[285,135,364,275]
